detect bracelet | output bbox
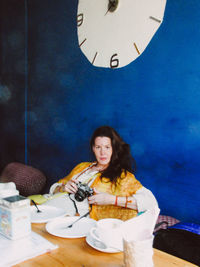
[125,196,132,208]
[125,196,128,208]
[115,196,118,206]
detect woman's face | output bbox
[92,136,113,167]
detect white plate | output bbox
[46,216,97,238]
[86,232,122,253]
[31,205,68,223]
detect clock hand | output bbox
[105,0,116,16]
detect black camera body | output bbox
[74,182,94,202]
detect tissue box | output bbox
[0,182,19,198]
[0,195,31,240]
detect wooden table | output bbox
[14,223,197,267]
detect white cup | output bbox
[90,218,123,250]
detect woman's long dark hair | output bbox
[90,126,136,183]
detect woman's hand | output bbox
[88,188,115,205]
[63,179,79,194]
[88,188,138,210]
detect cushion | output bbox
[0,162,46,196]
[154,215,180,233]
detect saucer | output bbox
[86,232,122,253]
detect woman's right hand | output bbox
[63,179,79,194]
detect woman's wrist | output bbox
[106,194,116,205]
[113,196,137,210]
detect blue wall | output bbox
[0,1,26,166]
[0,0,200,223]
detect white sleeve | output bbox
[133,186,158,212]
[49,182,60,194]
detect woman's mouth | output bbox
[100,157,107,161]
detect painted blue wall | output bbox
[0,0,200,223]
[0,1,26,167]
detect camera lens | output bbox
[75,189,86,202]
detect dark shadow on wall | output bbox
[0,1,26,172]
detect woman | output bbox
[50,126,158,221]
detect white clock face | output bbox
[77,0,167,69]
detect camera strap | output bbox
[74,163,99,185]
[85,173,99,185]
[74,163,96,180]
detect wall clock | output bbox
[77,0,167,69]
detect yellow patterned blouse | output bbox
[58,162,142,221]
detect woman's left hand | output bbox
[88,188,115,205]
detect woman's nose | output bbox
[100,148,105,155]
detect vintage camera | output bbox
[74,182,94,202]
